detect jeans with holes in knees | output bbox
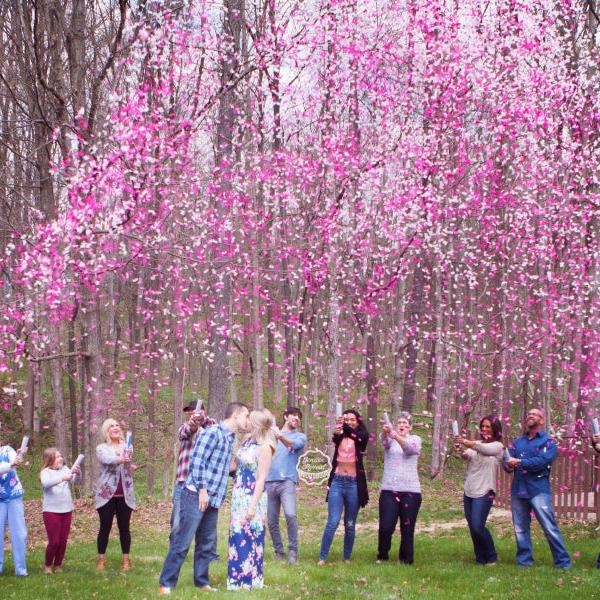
[463,492,496,565]
[511,493,571,568]
[0,496,28,576]
[266,480,299,556]
[319,475,359,561]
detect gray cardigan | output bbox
[95,443,136,509]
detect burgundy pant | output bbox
[43,511,73,567]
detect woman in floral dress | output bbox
[227,409,276,590]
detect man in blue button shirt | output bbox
[159,402,250,594]
[266,407,307,564]
[505,408,571,568]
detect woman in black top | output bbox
[318,409,369,565]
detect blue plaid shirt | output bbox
[185,423,235,508]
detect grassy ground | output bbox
[2,480,600,600]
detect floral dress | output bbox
[227,439,266,590]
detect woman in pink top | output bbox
[318,409,369,565]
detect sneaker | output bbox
[274,553,286,561]
[288,551,298,565]
[158,586,172,595]
[197,585,218,592]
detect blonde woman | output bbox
[40,448,81,573]
[95,418,136,571]
[227,408,277,590]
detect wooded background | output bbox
[0,0,598,492]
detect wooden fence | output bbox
[494,444,600,522]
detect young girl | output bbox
[40,448,81,573]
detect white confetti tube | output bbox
[72,454,85,471]
[335,402,343,418]
[17,436,29,458]
[451,420,459,437]
[195,399,203,413]
[125,431,133,449]
[593,418,600,436]
[504,448,511,461]
[382,411,390,425]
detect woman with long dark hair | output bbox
[454,415,503,565]
[318,408,369,565]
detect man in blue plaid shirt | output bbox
[159,402,250,594]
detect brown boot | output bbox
[122,556,132,571]
[96,556,105,570]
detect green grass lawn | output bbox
[2,481,599,599]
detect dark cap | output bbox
[183,401,204,412]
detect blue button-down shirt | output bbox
[185,423,235,508]
[266,431,307,484]
[507,429,557,498]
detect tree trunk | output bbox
[402,264,425,412]
[208,0,244,420]
[391,278,406,420]
[365,324,378,481]
[49,322,67,456]
[326,289,341,457]
[431,271,449,478]
[252,243,264,408]
[67,317,78,461]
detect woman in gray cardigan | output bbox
[454,416,503,565]
[95,418,136,571]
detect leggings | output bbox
[43,511,72,567]
[97,496,132,554]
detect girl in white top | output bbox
[40,448,81,574]
[454,416,504,565]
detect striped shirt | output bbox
[380,434,422,493]
[185,423,235,508]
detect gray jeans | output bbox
[266,480,298,555]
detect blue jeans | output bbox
[319,475,359,561]
[170,482,184,537]
[159,488,218,588]
[0,496,28,575]
[266,480,299,555]
[464,492,497,564]
[511,493,571,568]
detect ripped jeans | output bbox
[511,493,571,568]
[319,475,359,561]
